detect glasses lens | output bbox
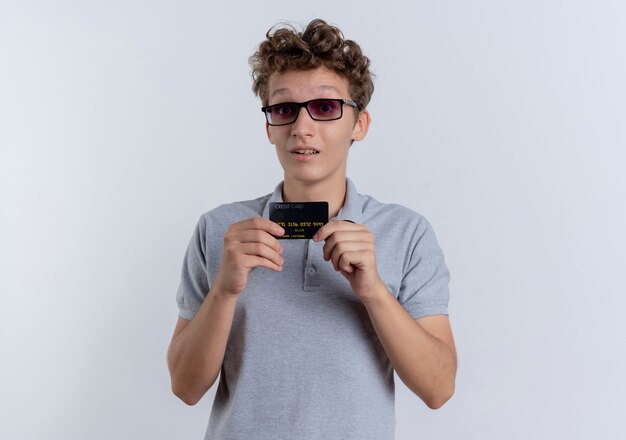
[266,103,298,125]
[307,99,342,120]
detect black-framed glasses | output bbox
[261,98,358,126]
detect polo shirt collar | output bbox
[262,177,363,224]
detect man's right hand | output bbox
[213,217,285,297]
[168,216,283,404]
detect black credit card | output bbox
[269,201,329,239]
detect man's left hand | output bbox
[313,220,385,302]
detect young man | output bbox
[167,19,456,440]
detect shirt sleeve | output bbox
[176,215,210,321]
[397,216,451,319]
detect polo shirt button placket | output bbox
[303,239,322,291]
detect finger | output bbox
[234,229,283,254]
[238,242,284,267]
[231,253,283,273]
[329,241,372,271]
[323,230,373,260]
[339,268,352,278]
[248,255,284,272]
[313,220,365,242]
[337,251,366,273]
[230,217,285,236]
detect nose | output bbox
[290,106,315,137]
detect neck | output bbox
[282,175,347,220]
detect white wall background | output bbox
[1,1,625,439]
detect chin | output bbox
[288,174,323,184]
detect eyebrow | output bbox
[270,85,342,100]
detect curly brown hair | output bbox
[249,19,374,109]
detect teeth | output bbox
[294,149,318,154]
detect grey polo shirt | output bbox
[176,177,450,440]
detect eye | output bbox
[321,104,333,112]
[310,99,339,116]
[275,104,294,116]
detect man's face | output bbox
[265,66,370,187]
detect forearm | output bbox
[362,285,456,409]
[167,288,238,405]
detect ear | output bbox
[351,109,371,142]
[265,121,275,145]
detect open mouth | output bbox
[292,149,319,155]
